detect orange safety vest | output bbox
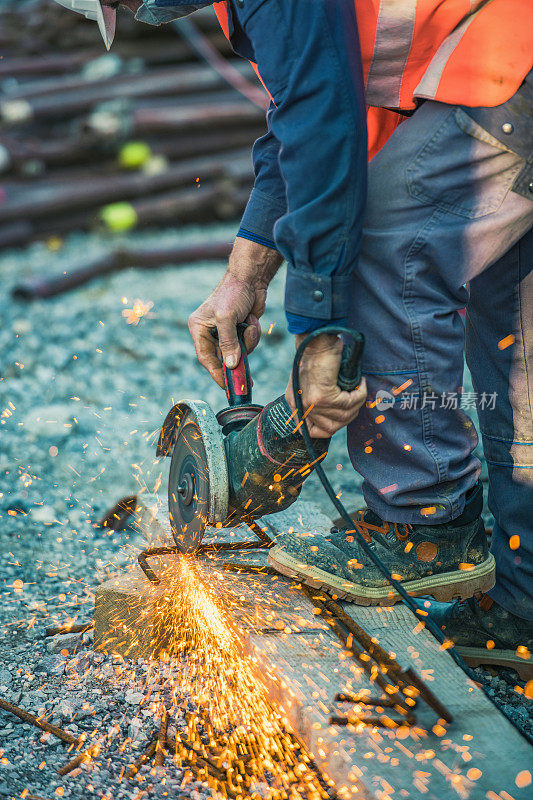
[213,0,532,159]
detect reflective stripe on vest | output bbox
[417,0,533,107]
[364,0,418,109]
[414,3,483,101]
[358,0,533,110]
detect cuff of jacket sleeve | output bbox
[239,187,285,245]
[286,312,347,334]
[285,268,353,320]
[237,228,277,250]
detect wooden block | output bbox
[94,562,180,659]
[94,495,332,658]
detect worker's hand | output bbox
[189,237,283,388]
[285,333,367,438]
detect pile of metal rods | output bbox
[301,585,453,728]
[0,689,335,799]
[128,706,335,799]
[0,1,266,250]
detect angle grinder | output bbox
[157,324,364,554]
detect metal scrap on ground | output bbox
[93,494,533,799]
[0,1,265,250]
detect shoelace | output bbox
[350,510,413,544]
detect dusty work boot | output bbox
[268,482,495,605]
[425,593,533,680]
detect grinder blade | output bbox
[165,400,229,553]
[168,417,209,553]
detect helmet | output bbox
[52,1,116,50]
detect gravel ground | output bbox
[0,224,531,798]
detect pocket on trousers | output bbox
[406,108,524,219]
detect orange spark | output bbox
[393,379,413,395]
[380,483,398,494]
[516,771,532,788]
[122,299,154,325]
[498,334,515,350]
[420,506,436,516]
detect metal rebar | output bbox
[126,740,157,779]
[303,586,453,723]
[329,712,417,728]
[45,622,94,637]
[137,547,181,584]
[0,698,79,746]
[221,562,279,575]
[58,745,99,776]
[154,706,168,767]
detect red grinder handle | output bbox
[211,322,253,407]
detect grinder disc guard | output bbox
[164,400,229,553]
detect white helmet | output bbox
[52,1,116,50]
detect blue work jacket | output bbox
[137,0,368,332]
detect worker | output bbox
[53,1,533,672]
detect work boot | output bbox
[425,593,533,680]
[268,482,495,605]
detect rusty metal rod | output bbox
[0,698,79,746]
[1,126,263,177]
[404,667,453,724]
[197,540,271,555]
[154,706,168,767]
[245,519,274,546]
[45,622,94,637]
[197,519,273,556]
[169,735,227,782]
[304,588,402,672]
[126,739,157,779]
[329,712,417,728]
[221,563,279,575]
[131,103,262,136]
[320,594,452,721]
[313,601,407,704]
[58,745,99,776]
[0,153,243,223]
[12,240,232,301]
[1,35,231,93]
[302,586,452,723]
[0,50,97,78]
[0,63,255,126]
[137,547,181,585]
[334,692,399,707]
[138,540,272,584]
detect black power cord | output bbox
[292,326,533,744]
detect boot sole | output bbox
[455,646,533,681]
[267,546,496,605]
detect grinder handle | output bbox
[211,322,253,406]
[337,330,365,393]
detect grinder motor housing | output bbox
[157,325,364,551]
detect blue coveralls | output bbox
[138,0,533,620]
